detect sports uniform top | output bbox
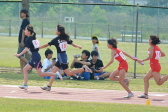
[148,45,161,64]
[112,48,128,71]
[112,48,126,63]
[48,37,73,53]
[25,36,41,69]
[25,36,39,52]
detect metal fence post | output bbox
[123,25,126,42]
[91,24,93,36]
[74,22,76,39]
[157,27,160,37]
[134,4,139,79]
[141,26,142,43]
[42,21,43,38]
[9,20,11,36]
[108,24,110,39]
[131,26,133,42]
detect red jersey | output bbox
[148,45,161,64]
[112,48,126,63]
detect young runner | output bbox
[14,25,57,90]
[40,24,92,91]
[137,35,168,99]
[100,38,136,98]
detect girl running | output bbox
[137,35,168,99]
[14,25,58,90]
[91,36,100,59]
[40,24,91,91]
[100,38,135,98]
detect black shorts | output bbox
[29,52,42,69]
[55,53,68,70]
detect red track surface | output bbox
[0,85,167,107]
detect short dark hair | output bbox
[45,48,53,58]
[20,9,29,17]
[91,50,98,57]
[150,35,161,45]
[107,37,118,48]
[82,50,90,59]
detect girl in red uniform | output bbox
[100,38,135,98]
[137,35,168,99]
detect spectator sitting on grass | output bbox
[89,50,110,80]
[42,48,63,80]
[70,50,91,80]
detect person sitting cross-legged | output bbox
[42,48,63,80]
[70,50,91,80]
[89,50,111,80]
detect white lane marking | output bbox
[149,94,166,96]
[161,100,168,102]
[2,85,18,87]
[4,96,23,99]
[10,91,16,93]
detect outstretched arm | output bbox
[39,44,50,49]
[122,51,135,60]
[160,50,165,57]
[138,46,154,62]
[74,59,91,66]
[14,47,28,57]
[71,43,82,49]
[100,50,115,71]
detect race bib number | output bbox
[32,40,40,49]
[119,52,126,60]
[59,41,67,51]
[155,51,161,60]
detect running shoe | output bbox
[124,93,134,98]
[138,94,148,99]
[18,85,28,90]
[41,86,51,91]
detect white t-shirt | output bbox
[41,58,52,72]
[92,44,100,59]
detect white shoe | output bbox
[138,94,148,99]
[124,93,134,98]
[40,86,51,91]
[18,85,28,90]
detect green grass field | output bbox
[1,36,168,75]
[0,98,168,112]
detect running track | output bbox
[0,85,168,107]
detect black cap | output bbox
[20,9,29,17]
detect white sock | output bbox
[56,72,61,77]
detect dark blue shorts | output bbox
[29,52,42,69]
[55,53,68,70]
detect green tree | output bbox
[90,6,107,23]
